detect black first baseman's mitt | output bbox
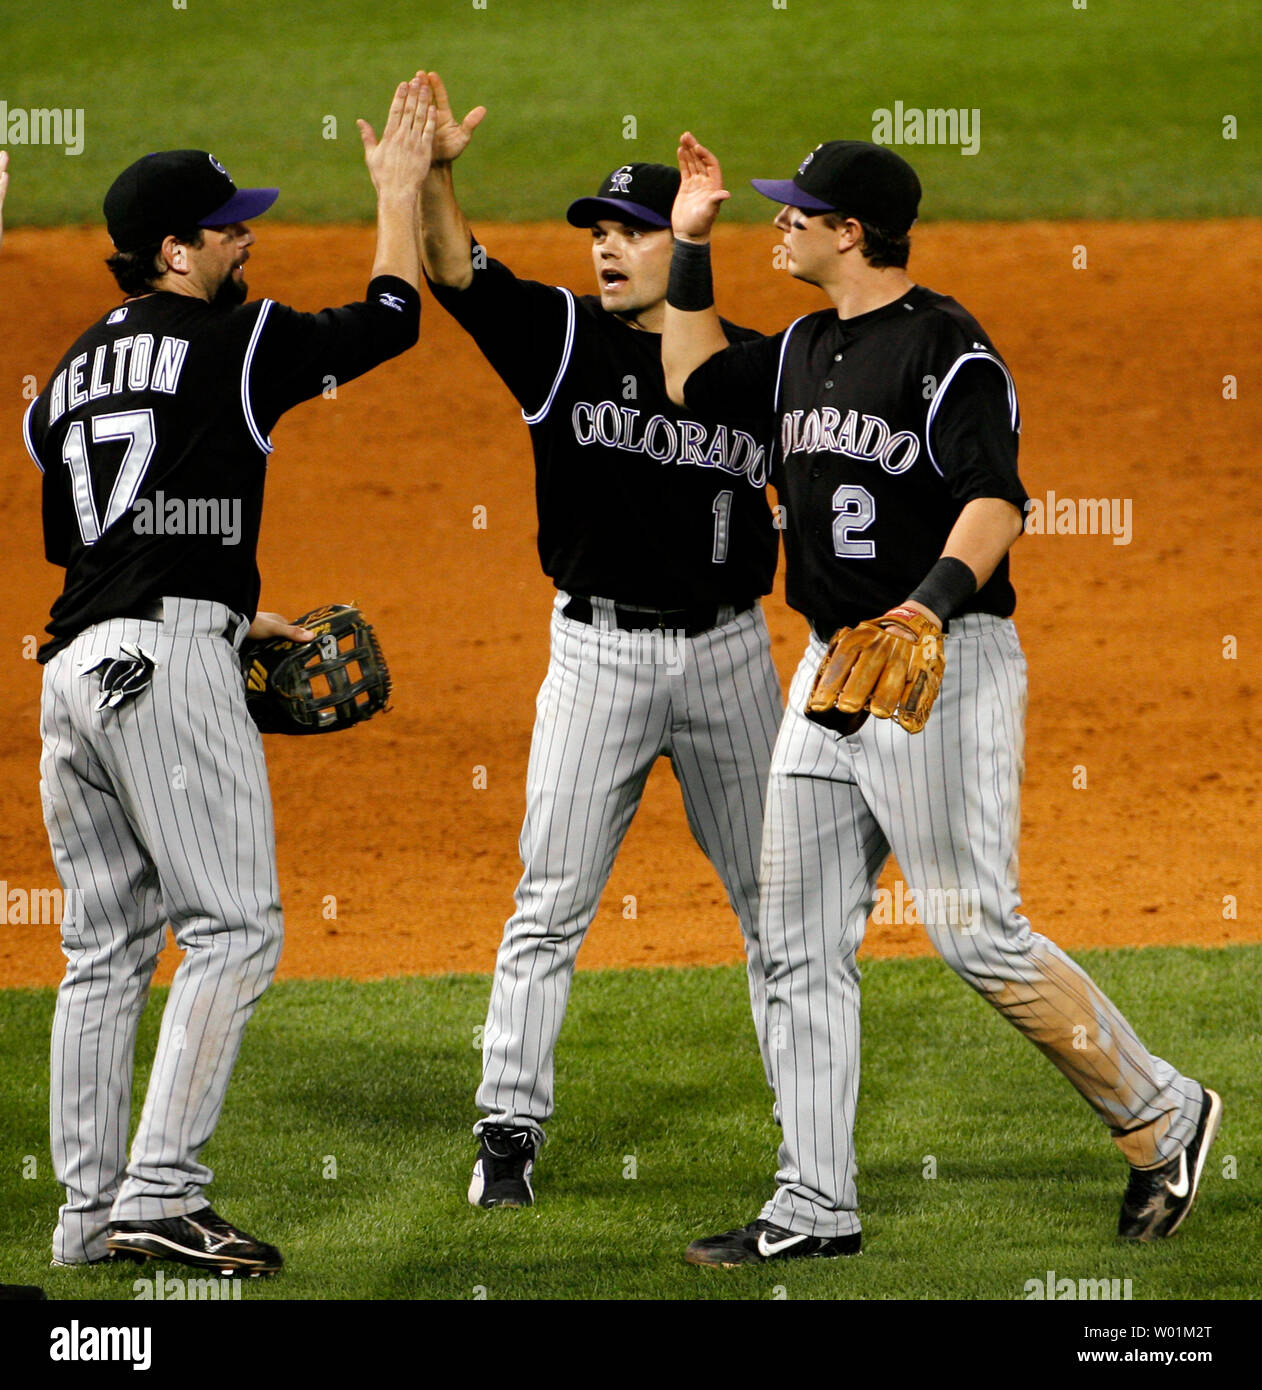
[241,603,391,735]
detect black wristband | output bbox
[908,556,977,623]
[666,238,714,312]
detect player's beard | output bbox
[212,270,248,308]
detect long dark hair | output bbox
[105,228,205,295]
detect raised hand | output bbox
[672,132,730,243]
[425,70,486,165]
[358,76,439,200]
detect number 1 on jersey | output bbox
[712,489,733,563]
[831,483,876,558]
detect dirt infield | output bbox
[1,220,1257,989]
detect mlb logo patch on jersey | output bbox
[107,307,129,325]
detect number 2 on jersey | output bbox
[62,408,157,545]
[712,488,733,563]
[831,483,876,558]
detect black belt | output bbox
[121,598,166,622]
[116,597,243,640]
[563,595,754,638]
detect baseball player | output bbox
[418,73,782,1208]
[25,77,437,1273]
[661,135,1221,1264]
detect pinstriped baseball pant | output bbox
[39,598,283,1263]
[760,615,1202,1238]
[476,593,782,1139]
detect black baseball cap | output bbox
[565,163,680,229]
[104,149,278,251]
[751,141,921,233]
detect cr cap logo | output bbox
[208,153,230,178]
[798,146,821,175]
[609,165,634,193]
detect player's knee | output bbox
[926,908,1038,985]
[175,901,282,960]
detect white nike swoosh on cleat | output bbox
[1165,1151,1189,1199]
[757,1231,809,1258]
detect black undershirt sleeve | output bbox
[249,274,421,430]
[929,358,1029,513]
[681,331,785,423]
[426,250,572,417]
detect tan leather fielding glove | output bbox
[805,605,946,735]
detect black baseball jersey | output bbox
[684,285,1028,634]
[427,249,777,608]
[25,275,420,662]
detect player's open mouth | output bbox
[601,270,627,287]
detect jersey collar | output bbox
[833,284,930,336]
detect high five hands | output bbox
[672,133,730,244]
[357,74,440,198]
[424,70,486,165]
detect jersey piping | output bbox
[773,316,808,413]
[23,398,43,473]
[522,287,577,425]
[241,299,276,455]
[925,350,1019,477]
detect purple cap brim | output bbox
[750,178,834,211]
[565,196,670,229]
[198,186,279,227]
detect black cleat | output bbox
[1118,1086,1222,1241]
[107,1206,283,1276]
[686,1218,861,1267]
[468,1124,537,1208]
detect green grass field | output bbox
[1,945,1255,1301]
[3,0,1257,225]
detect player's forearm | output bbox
[904,497,1024,624]
[420,162,475,289]
[662,303,728,405]
[663,230,728,401]
[942,497,1025,585]
[370,190,422,290]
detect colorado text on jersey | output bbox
[571,400,768,486]
[780,406,919,474]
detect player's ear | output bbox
[833,216,863,255]
[161,234,186,274]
